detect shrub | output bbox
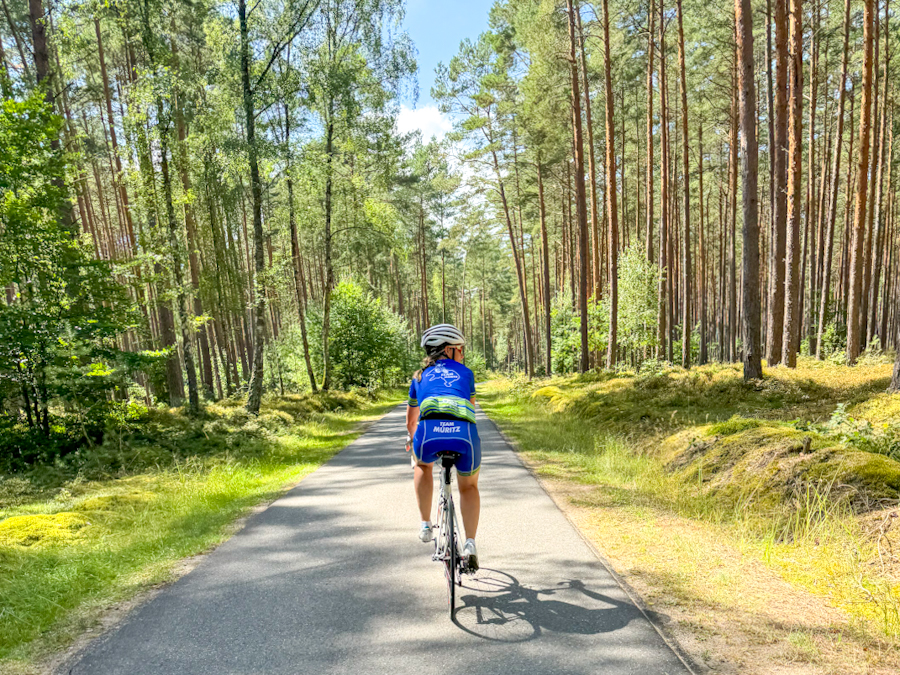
[307,280,416,389]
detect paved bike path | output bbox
[67,405,692,675]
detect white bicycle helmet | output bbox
[420,324,466,351]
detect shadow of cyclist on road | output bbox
[453,570,664,643]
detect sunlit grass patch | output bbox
[0,513,90,548]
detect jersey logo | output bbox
[428,362,461,386]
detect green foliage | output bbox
[820,321,847,358]
[550,292,581,373]
[616,245,661,355]
[464,349,488,381]
[309,280,415,389]
[819,403,900,461]
[0,92,135,441]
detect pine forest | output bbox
[7,0,900,667]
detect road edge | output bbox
[49,405,398,675]
[477,407,704,675]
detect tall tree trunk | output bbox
[646,1,656,262]
[538,159,552,375]
[728,56,739,362]
[321,112,337,387]
[677,0,691,368]
[159,130,200,414]
[737,0,763,379]
[891,342,900,392]
[766,0,775,298]
[95,19,137,255]
[3,0,31,81]
[567,0,591,373]
[818,0,852,357]
[861,4,882,346]
[847,0,876,365]
[868,0,891,345]
[174,108,215,400]
[240,0,267,412]
[657,0,669,360]
[698,123,708,365]
[601,0,619,369]
[766,0,788,365]
[781,0,802,367]
[28,0,73,232]
[873,111,893,343]
[285,105,318,393]
[491,147,534,378]
[804,6,819,354]
[138,0,200,413]
[576,9,601,300]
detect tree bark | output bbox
[891,342,900,392]
[868,0,891,345]
[538,159,552,375]
[491,145,534,378]
[601,0,618,369]
[736,0,763,379]
[728,76,738,362]
[657,0,669,360]
[285,105,318,393]
[847,0,876,365]
[646,2,655,262]
[576,9,601,300]
[240,0,267,412]
[566,0,591,373]
[781,0,802,368]
[677,0,691,368]
[698,123,708,365]
[159,131,200,414]
[766,0,788,365]
[816,0,851,358]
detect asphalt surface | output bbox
[67,405,693,675]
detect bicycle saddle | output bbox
[435,450,462,466]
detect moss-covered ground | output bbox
[0,390,400,674]
[479,358,900,673]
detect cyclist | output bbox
[406,324,481,570]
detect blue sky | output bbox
[397,0,493,139]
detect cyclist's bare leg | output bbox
[413,462,434,521]
[457,473,480,539]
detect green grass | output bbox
[0,390,400,673]
[478,361,900,639]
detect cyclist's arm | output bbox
[406,404,419,439]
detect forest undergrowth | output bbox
[0,390,400,674]
[479,359,900,673]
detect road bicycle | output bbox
[432,450,469,617]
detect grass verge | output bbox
[479,360,900,674]
[0,390,400,674]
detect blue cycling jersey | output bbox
[408,359,476,423]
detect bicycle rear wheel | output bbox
[445,502,457,616]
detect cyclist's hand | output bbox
[405,433,413,453]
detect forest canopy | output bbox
[2,0,900,467]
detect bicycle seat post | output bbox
[437,452,460,487]
[440,455,452,486]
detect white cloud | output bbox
[396,105,453,141]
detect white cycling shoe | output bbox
[463,539,479,571]
[418,523,433,543]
